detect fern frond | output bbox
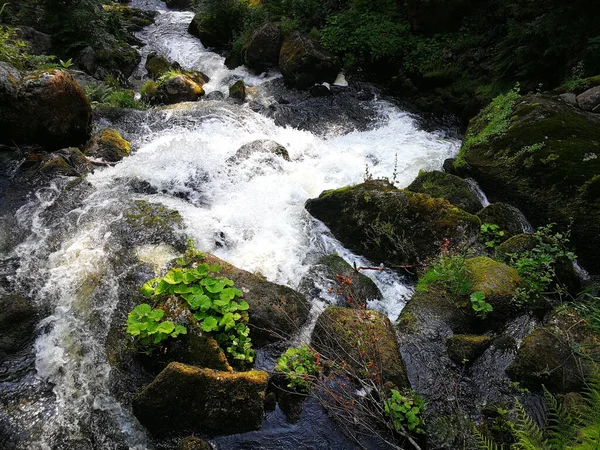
[474,426,504,450]
[543,387,578,448]
[512,399,549,450]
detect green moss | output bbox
[496,234,536,255]
[39,156,79,177]
[445,334,491,366]
[84,129,131,161]
[125,200,182,232]
[229,80,246,100]
[465,257,521,298]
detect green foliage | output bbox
[505,224,575,306]
[84,82,146,110]
[417,254,472,297]
[141,242,255,363]
[383,389,426,434]
[59,58,73,69]
[126,303,187,354]
[274,345,322,394]
[572,289,600,334]
[0,25,29,69]
[470,291,492,318]
[481,223,505,249]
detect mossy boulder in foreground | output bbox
[406,170,482,214]
[84,129,130,162]
[305,180,480,267]
[311,307,409,388]
[455,94,600,273]
[133,362,268,435]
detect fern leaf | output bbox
[544,387,578,448]
[512,399,549,450]
[474,426,504,450]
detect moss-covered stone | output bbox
[145,52,174,79]
[150,74,205,105]
[454,94,600,273]
[199,254,309,347]
[188,10,234,49]
[132,362,268,435]
[39,148,92,177]
[496,233,536,255]
[122,200,185,249]
[242,22,283,73]
[0,295,36,353]
[506,307,599,393]
[477,203,529,241]
[178,437,210,450]
[311,307,408,388]
[299,254,382,308]
[446,334,491,366]
[228,80,246,101]
[94,39,141,79]
[305,180,481,267]
[84,129,130,162]
[407,170,482,214]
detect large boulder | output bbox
[454,94,600,273]
[406,170,482,214]
[144,74,205,105]
[14,26,53,55]
[84,39,141,79]
[506,308,599,393]
[242,22,283,73]
[311,307,408,388]
[299,254,382,309]
[188,9,239,49]
[279,32,341,90]
[83,129,130,162]
[477,203,531,241]
[305,180,481,267]
[576,85,600,112]
[133,362,268,435]
[0,295,36,353]
[199,254,310,347]
[145,52,178,79]
[0,67,92,150]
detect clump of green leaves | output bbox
[470,291,493,318]
[126,303,187,355]
[84,82,146,110]
[140,244,254,363]
[383,389,426,435]
[274,345,322,394]
[505,224,575,306]
[417,253,473,297]
[481,223,505,248]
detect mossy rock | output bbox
[454,94,600,274]
[84,129,130,162]
[506,307,599,393]
[199,254,310,347]
[305,180,481,267]
[178,437,210,450]
[95,39,141,79]
[465,256,522,322]
[446,334,491,366]
[132,362,268,435]
[149,74,205,105]
[188,10,235,49]
[299,254,382,309]
[477,203,529,241]
[39,148,92,178]
[407,170,482,214]
[311,307,409,388]
[0,295,36,353]
[496,233,536,255]
[228,80,246,101]
[145,52,176,79]
[122,200,186,249]
[242,22,283,73]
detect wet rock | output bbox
[477,203,530,241]
[298,254,382,309]
[305,180,480,267]
[145,52,177,79]
[84,129,131,162]
[311,307,409,388]
[242,22,283,73]
[198,254,310,347]
[229,139,290,163]
[576,85,600,112]
[454,94,600,273]
[76,46,99,75]
[442,157,457,174]
[205,91,224,101]
[94,39,141,79]
[309,83,332,97]
[446,334,491,366]
[279,32,341,90]
[506,307,599,393]
[121,200,186,250]
[39,148,93,177]
[0,295,36,353]
[188,10,233,49]
[146,74,205,105]
[407,170,482,214]
[228,80,246,101]
[132,362,268,435]
[0,67,92,150]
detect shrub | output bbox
[470,291,492,318]
[274,345,322,393]
[0,25,29,69]
[480,223,505,249]
[383,389,426,435]
[417,252,472,297]
[126,303,187,355]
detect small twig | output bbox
[86,157,117,167]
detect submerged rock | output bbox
[0,66,92,150]
[455,94,600,273]
[311,307,408,388]
[229,139,290,163]
[84,129,131,162]
[228,80,246,101]
[199,254,310,347]
[279,32,341,90]
[406,170,482,214]
[506,307,599,393]
[0,295,36,353]
[305,180,480,267]
[133,362,268,435]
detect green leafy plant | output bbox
[126,303,187,354]
[275,345,323,394]
[59,58,73,69]
[383,389,426,434]
[470,291,493,318]
[140,243,254,363]
[481,223,505,248]
[417,253,473,297]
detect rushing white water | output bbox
[1,5,461,450]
